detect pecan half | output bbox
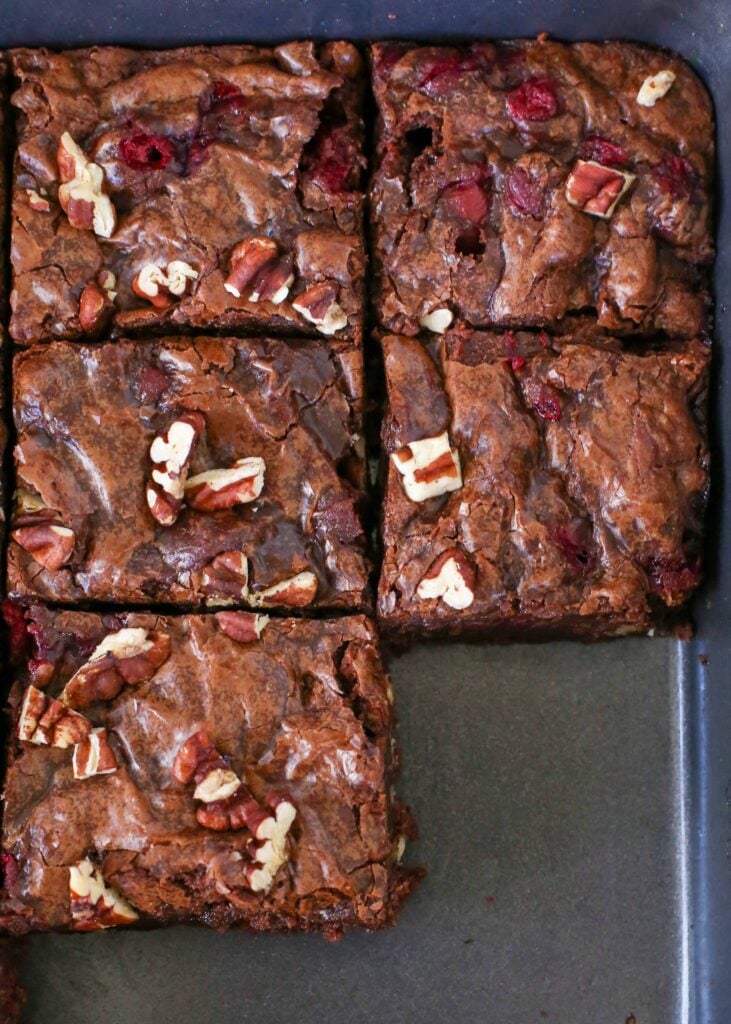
[72,728,118,780]
[11,509,75,571]
[185,456,265,511]
[18,685,92,748]
[201,551,249,604]
[416,548,475,609]
[215,611,270,643]
[250,257,294,305]
[57,132,117,237]
[79,281,112,334]
[391,432,463,502]
[132,264,173,308]
[292,280,348,335]
[248,570,318,608]
[244,794,297,893]
[224,237,278,298]
[69,858,138,930]
[146,412,205,525]
[565,160,635,219]
[173,731,243,815]
[61,627,171,709]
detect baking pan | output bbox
[2,0,730,1021]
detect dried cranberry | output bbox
[374,44,408,77]
[305,124,357,194]
[2,601,28,661]
[417,47,491,98]
[1,853,18,889]
[314,498,364,544]
[522,378,562,421]
[443,177,491,224]
[199,79,249,135]
[644,555,700,597]
[653,154,697,200]
[506,77,559,123]
[578,135,628,167]
[551,523,597,574]
[133,365,171,406]
[118,131,175,171]
[505,166,545,219]
[539,330,549,348]
[186,137,211,173]
[510,355,526,372]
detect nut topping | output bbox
[637,69,676,107]
[173,731,242,804]
[57,132,117,237]
[185,456,265,511]
[201,551,249,604]
[244,794,297,893]
[419,308,453,334]
[224,237,278,298]
[565,160,636,219]
[72,728,118,780]
[292,281,348,335]
[248,570,318,608]
[132,260,198,308]
[416,549,475,609]
[146,412,205,525]
[11,505,75,571]
[27,188,50,212]
[78,281,111,334]
[18,685,92,748]
[69,858,138,930]
[391,432,463,502]
[165,260,199,297]
[250,258,294,305]
[61,627,171,709]
[215,611,270,643]
[97,268,117,299]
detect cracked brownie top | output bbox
[1,607,417,935]
[8,335,370,609]
[9,42,365,344]
[378,330,709,639]
[370,39,713,339]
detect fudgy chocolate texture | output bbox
[8,335,370,608]
[370,40,713,339]
[1,608,418,935]
[0,941,23,1022]
[10,42,365,344]
[378,331,709,640]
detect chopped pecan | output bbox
[244,794,297,892]
[565,160,635,219]
[248,570,318,608]
[78,281,112,334]
[18,685,92,748]
[224,237,278,298]
[97,268,117,299]
[60,627,171,709]
[132,260,198,308]
[419,308,453,334]
[69,858,138,930]
[196,784,260,832]
[416,549,475,609]
[391,432,462,502]
[637,69,676,107]
[215,611,270,643]
[146,412,205,526]
[11,509,75,571]
[27,188,50,212]
[57,132,116,237]
[173,731,243,816]
[250,257,294,305]
[201,551,249,604]
[185,456,265,511]
[292,281,348,335]
[72,728,118,780]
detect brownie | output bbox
[370,39,713,339]
[8,335,370,609]
[0,941,23,1022]
[378,331,709,640]
[10,42,365,345]
[0,606,418,935]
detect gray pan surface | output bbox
[2,1,730,1021]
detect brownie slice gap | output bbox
[369,39,713,340]
[9,42,365,345]
[8,335,370,610]
[378,330,709,641]
[0,940,23,1022]
[0,606,419,935]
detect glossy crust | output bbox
[378,331,709,640]
[370,39,713,338]
[1,607,418,935]
[10,42,365,345]
[8,335,370,608]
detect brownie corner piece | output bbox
[9,42,365,345]
[0,606,419,934]
[378,330,709,640]
[369,39,713,340]
[9,334,370,610]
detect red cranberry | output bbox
[644,555,700,596]
[443,176,491,224]
[506,77,559,123]
[186,137,211,173]
[503,330,517,353]
[552,523,597,574]
[522,379,562,421]
[1,853,18,889]
[374,44,408,77]
[539,330,549,348]
[505,166,545,219]
[2,601,28,661]
[118,131,175,171]
[133,365,171,405]
[653,154,697,200]
[510,355,526,372]
[305,124,357,194]
[200,79,249,134]
[417,47,491,98]
[578,135,628,167]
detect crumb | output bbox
[698,653,708,665]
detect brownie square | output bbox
[370,39,713,339]
[10,42,365,345]
[8,335,370,609]
[0,606,418,934]
[378,331,709,640]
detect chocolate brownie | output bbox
[370,39,713,339]
[8,335,370,609]
[378,331,709,640]
[10,42,365,345]
[0,606,418,935]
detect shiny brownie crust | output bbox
[8,335,370,608]
[370,39,713,339]
[378,331,709,640]
[10,42,365,344]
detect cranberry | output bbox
[506,77,559,123]
[118,131,175,171]
[2,601,28,661]
[133,365,171,405]
[417,47,491,98]
[374,44,407,77]
[539,330,549,348]
[552,523,597,574]
[653,154,697,200]
[503,330,517,353]
[1,853,18,890]
[305,124,357,194]
[510,355,526,372]
[186,137,211,173]
[644,555,700,596]
[443,172,491,224]
[522,378,562,421]
[505,166,545,219]
[199,79,249,135]
[578,135,628,167]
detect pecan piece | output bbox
[292,281,348,335]
[57,132,117,237]
[69,858,138,930]
[416,549,475,609]
[565,160,635,219]
[132,260,198,308]
[637,69,676,107]
[215,611,270,643]
[18,685,92,748]
[61,627,171,709]
[248,570,318,608]
[250,257,294,305]
[391,432,462,502]
[146,412,205,525]
[173,731,244,821]
[72,728,118,780]
[27,188,51,212]
[244,794,297,893]
[185,456,265,511]
[11,509,75,571]
[201,551,249,604]
[419,307,453,334]
[195,784,261,832]
[224,237,278,298]
[78,281,112,334]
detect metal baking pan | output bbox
[2,0,730,1021]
